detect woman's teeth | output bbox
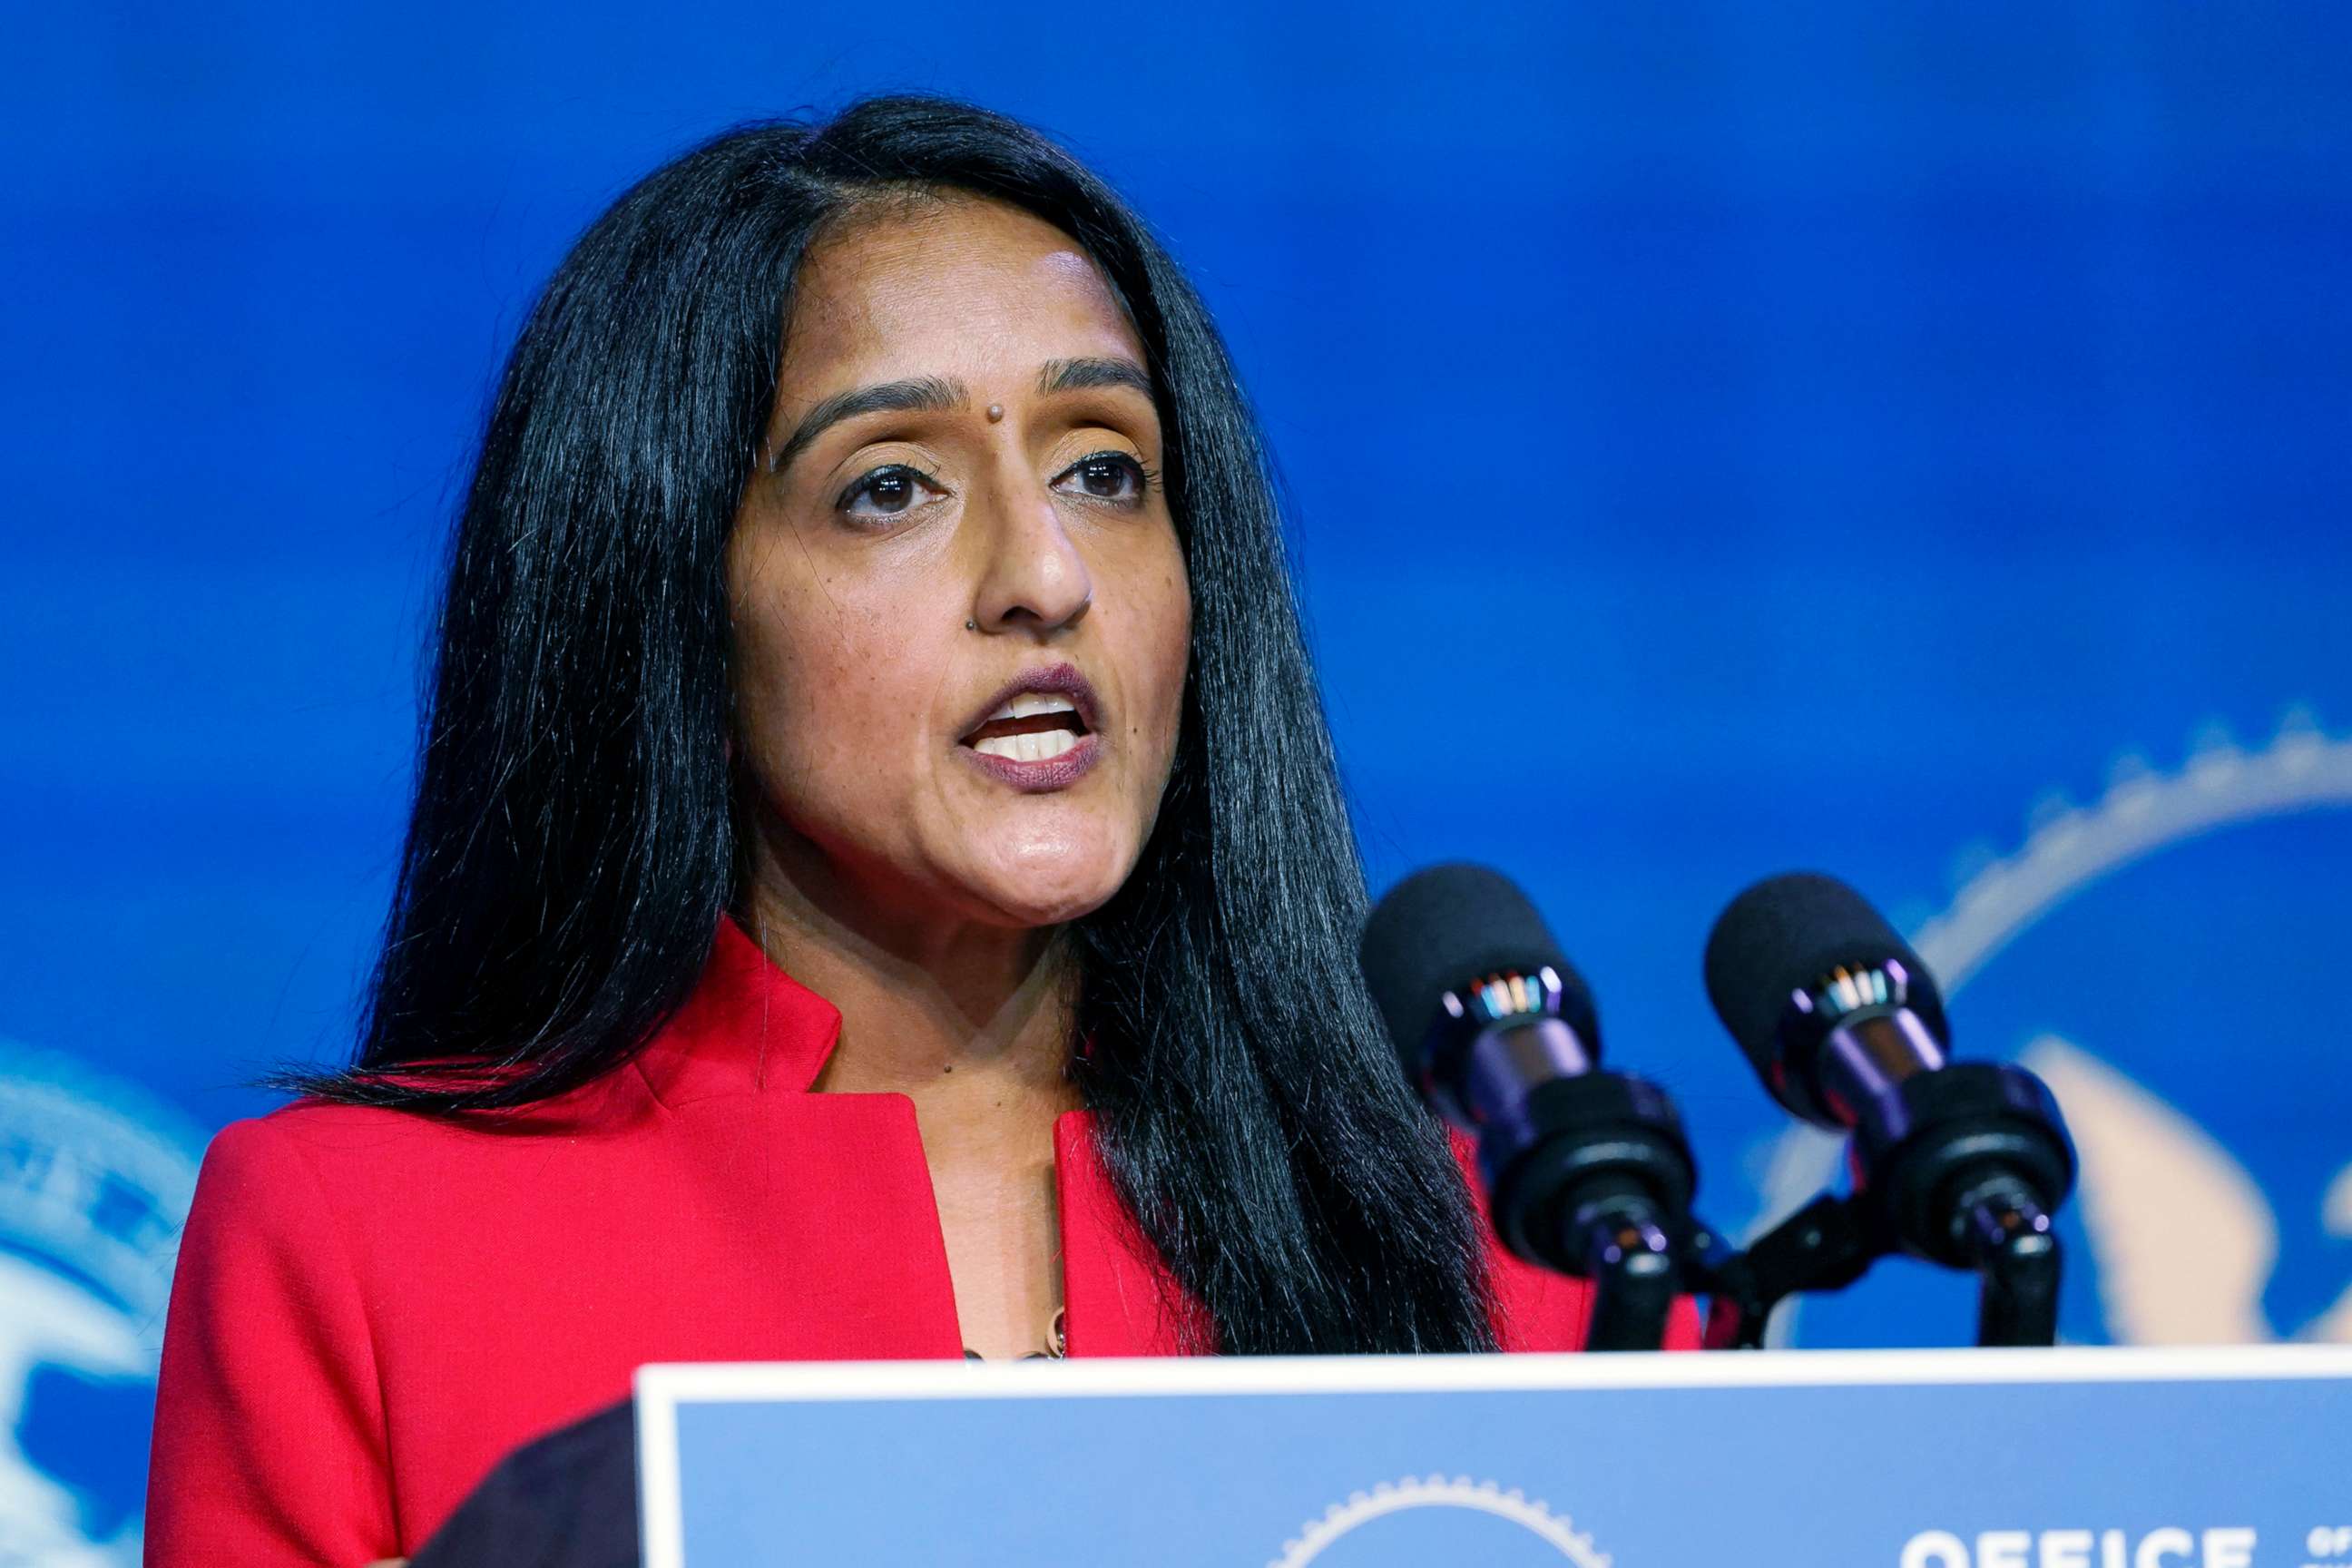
[965,690,1089,763]
[988,693,1077,722]
[974,729,1082,762]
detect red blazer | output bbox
[146,916,1696,1563]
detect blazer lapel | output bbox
[1053,1111,1210,1357]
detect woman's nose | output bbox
[968,483,1094,635]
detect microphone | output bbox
[1703,872,2076,1345]
[1361,863,1697,1350]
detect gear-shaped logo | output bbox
[1751,709,2352,1346]
[1268,1474,1611,1567]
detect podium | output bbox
[635,1346,2352,1567]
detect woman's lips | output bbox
[956,662,1104,793]
[958,730,1102,792]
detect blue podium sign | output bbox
[636,1347,2352,1567]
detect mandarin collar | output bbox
[631,914,845,1106]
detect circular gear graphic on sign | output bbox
[1268,1474,1611,1567]
[1749,709,2352,1346]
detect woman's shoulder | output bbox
[192,1070,653,1218]
[168,1078,665,1351]
[206,1093,523,1170]
[191,1100,417,1206]
[181,1102,475,1259]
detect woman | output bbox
[145,95,1681,1566]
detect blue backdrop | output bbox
[5,6,2349,1558]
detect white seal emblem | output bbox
[0,1036,202,1564]
[1269,1475,1611,1567]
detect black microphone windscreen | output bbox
[1702,871,1945,1080]
[1358,863,1596,1072]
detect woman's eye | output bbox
[838,464,945,521]
[1054,451,1148,505]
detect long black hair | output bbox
[277,95,1495,1356]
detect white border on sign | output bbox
[632,1343,2352,1568]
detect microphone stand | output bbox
[1699,1192,1877,1350]
[1559,1178,1683,1351]
[1486,1045,2071,1350]
[1690,963,2078,1350]
[1695,1184,2064,1350]
[1957,1183,2062,1348]
[1606,1210,1747,1351]
[1493,1100,2066,1351]
[1491,1074,1700,1353]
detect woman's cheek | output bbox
[1152,579,1193,769]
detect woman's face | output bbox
[729,194,1191,937]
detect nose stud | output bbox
[965,619,978,631]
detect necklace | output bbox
[962,1307,1066,1362]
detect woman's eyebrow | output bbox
[765,375,969,473]
[1036,356,1154,400]
[763,360,1152,475]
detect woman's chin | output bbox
[956,839,1132,928]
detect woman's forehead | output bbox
[779,195,1143,392]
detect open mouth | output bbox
[962,691,1093,763]
[956,664,1104,787]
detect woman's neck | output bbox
[734,831,1086,1359]
[731,840,1082,1112]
